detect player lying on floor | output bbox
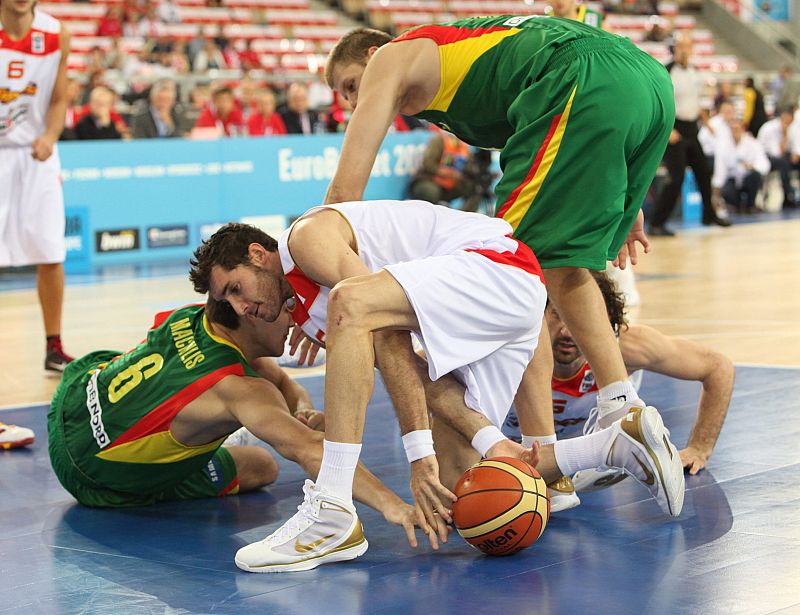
[47,298,421,545]
[191,201,685,574]
[503,271,735,493]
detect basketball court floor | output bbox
[2,214,799,614]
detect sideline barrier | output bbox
[60,131,431,271]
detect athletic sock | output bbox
[46,335,62,351]
[522,434,556,448]
[315,440,362,503]
[598,380,641,404]
[553,430,614,476]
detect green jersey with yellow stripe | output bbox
[49,304,258,496]
[391,15,614,149]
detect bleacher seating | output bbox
[52,0,738,77]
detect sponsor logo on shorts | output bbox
[207,459,220,483]
[86,370,110,449]
[95,228,140,253]
[147,225,189,249]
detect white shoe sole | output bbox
[549,490,580,513]
[572,469,628,492]
[235,538,369,573]
[630,407,685,517]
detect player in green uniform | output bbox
[48,299,422,546]
[318,16,675,515]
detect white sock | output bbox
[553,431,614,476]
[315,440,362,503]
[598,380,641,404]
[522,434,556,448]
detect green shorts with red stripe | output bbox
[495,36,674,270]
[48,364,240,508]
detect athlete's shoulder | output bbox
[32,10,62,34]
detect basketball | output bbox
[452,457,550,556]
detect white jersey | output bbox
[0,10,61,147]
[278,200,517,346]
[503,364,644,439]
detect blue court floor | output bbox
[1,366,799,615]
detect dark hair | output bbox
[189,222,277,294]
[324,27,393,88]
[205,296,240,330]
[213,86,235,99]
[590,270,628,333]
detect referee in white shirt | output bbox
[649,34,731,235]
[757,107,798,209]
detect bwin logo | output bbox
[479,528,518,551]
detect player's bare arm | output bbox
[250,356,324,429]
[32,26,69,161]
[324,39,439,205]
[620,324,735,474]
[289,212,456,545]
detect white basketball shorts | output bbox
[385,238,547,428]
[0,145,65,267]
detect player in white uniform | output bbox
[0,0,73,374]
[504,271,735,491]
[189,200,685,573]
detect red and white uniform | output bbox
[0,10,65,266]
[278,200,548,427]
[503,364,644,439]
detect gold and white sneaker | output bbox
[571,467,628,492]
[235,480,368,573]
[0,422,35,450]
[548,476,581,513]
[601,407,685,517]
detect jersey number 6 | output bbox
[108,354,165,403]
[7,61,24,79]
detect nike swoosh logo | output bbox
[632,452,656,486]
[295,533,336,553]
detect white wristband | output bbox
[402,429,435,463]
[471,426,507,458]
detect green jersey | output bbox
[391,15,614,148]
[49,304,258,495]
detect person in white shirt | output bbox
[699,101,735,160]
[757,107,798,209]
[714,118,771,213]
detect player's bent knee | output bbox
[327,283,371,330]
[231,446,279,492]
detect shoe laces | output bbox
[266,480,321,545]
[583,407,600,435]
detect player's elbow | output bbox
[705,352,735,388]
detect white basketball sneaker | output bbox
[548,476,581,513]
[601,407,685,517]
[223,427,259,447]
[235,480,368,573]
[0,422,35,450]
[572,398,643,491]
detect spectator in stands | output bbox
[168,41,191,74]
[409,131,482,212]
[194,39,228,72]
[157,0,182,23]
[75,86,123,141]
[135,5,163,39]
[757,107,797,209]
[247,89,287,136]
[194,86,245,136]
[743,76,767,137]
[713,118,770,214]
[79,70,105,105]
[323,91,351,133]
[649,33,730,236]
[131,79,183,139]
[96,5,124,37]
[699,100,735,165]
[546,0,606,28]
[237,75,258,120]
[187,26,207,69]
[279,83,320,135]
[181,83,211,132]
[61,78,84,141]
[644,16,671,42]
[713,81,733,111]
[774,66,800,111]
[238,40,261,73]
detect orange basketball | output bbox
[452,457,550,556]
